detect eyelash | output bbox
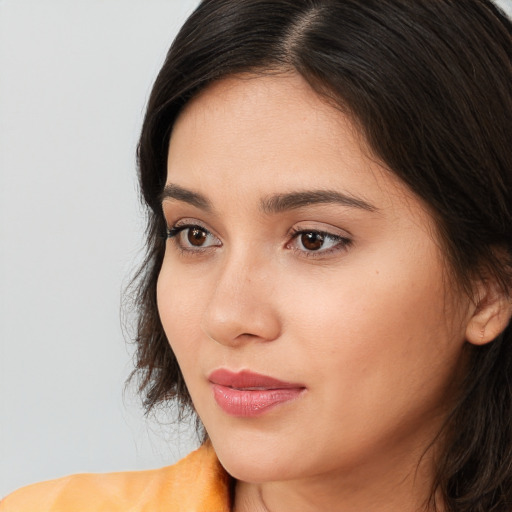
[287,228,352,258]
[166,223,220,254]
[166,223,352,258]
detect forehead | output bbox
[172,72,361,154]
[166,72,419,215]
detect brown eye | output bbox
[167,224,221,251]
[289,229,351,256]
[300,232,325,251]
[188,227,208,246]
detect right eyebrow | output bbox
[160,184,213,212]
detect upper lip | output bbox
[208,369,305,390]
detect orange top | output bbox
[0,443,231,512]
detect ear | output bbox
[466,278,512,346]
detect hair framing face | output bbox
[131,1,512,510]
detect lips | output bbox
[208,369,305,417]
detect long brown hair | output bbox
[130,1,512,509]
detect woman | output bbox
[2,0,511,511]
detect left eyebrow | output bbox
[260,190,378,214]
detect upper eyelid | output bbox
[167,223,217,239]
[288,222,353,240]
[163,205,354,233]
[166,218,215,234]
[290,227,346,237]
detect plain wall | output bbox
[1,0,511,499]
[0,0,200,497]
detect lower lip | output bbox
[211,384,305,417]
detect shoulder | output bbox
[0,442,231,512]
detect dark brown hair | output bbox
[131,1,512,510]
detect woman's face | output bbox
[157,73,471,485]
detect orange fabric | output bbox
[0,443,231,512]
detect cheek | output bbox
[156,262,206,358]
[281,249,463,397]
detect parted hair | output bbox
[130,1,512,510]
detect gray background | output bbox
[0,0,200,497]
[1,0,511,499]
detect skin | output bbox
[157,72,477,512]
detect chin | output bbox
[205,433,294,483]
[217,452,288,484]
[207,427,310,484]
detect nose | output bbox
[200,252,281,347]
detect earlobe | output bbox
[466,282,512,346]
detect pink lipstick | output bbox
[208,369,305,417]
